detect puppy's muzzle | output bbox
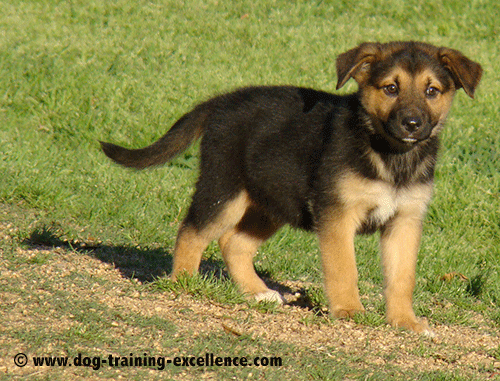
[386,109,431,144]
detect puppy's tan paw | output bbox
[331,304,365,319]
[254,290,286,304]
[389,316,435,337]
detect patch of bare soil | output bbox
[0,221,499,379]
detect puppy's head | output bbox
[336,41,482,150]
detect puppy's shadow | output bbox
[23,224,173,282]
[23,224,320,311]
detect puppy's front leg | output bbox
[381,210,433,335]
[319,209,365,318]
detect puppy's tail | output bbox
[100,102,212,169]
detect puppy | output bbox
[101,41,482,334]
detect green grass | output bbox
[1,0,499,379]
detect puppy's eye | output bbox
[425,86,440,98]
[383,84,398,96]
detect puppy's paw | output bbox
[331,304,365,319]
[254,290,286,304]
[389,316,435,337]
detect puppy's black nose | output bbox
[402,116,422,133]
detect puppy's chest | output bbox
[366,192,400,226]
[337,173,433,232]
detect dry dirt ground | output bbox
[0,220,499,380]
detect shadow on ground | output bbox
[22,223,322,311]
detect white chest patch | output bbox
[369,191,399,225]
[338,172,434,228]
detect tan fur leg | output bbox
[381,213,433,335]
[171,224,209,280]
[219,207,283,303]
[318,209,366,318]
[219,230,272,295]
[171,191,251,281]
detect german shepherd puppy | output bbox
[101,41,482,334]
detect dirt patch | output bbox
[0,221,499,379]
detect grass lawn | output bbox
[0,0,499,379]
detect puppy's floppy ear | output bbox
[336,42,381,89]
[438,48,483,98]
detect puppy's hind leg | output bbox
[171,191,252,281]
[171,222,211,280]
[219,206,284,304]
